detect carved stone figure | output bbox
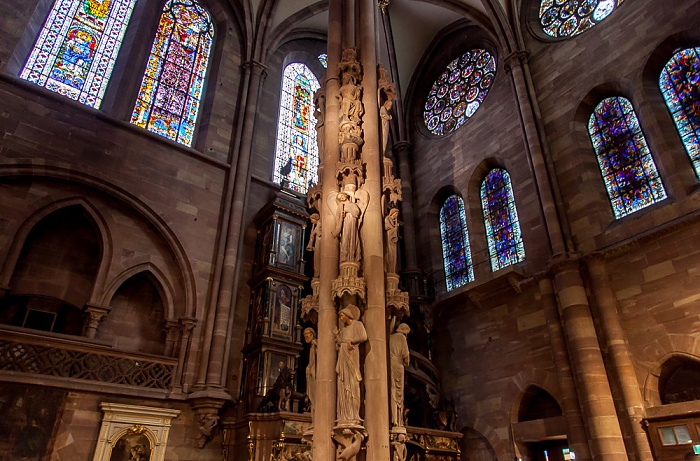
[390,323,410,427]
[334,305,367,424]
[197,413,219,448]
[306,213,322,278]
[384,207,400,274]
[303,327,317,413]
[338,73,363,129]
[330,185,368,263]
[391,433,408,461]
[380,99,392,155]
[258,362,295,412]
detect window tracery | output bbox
[130,0,213,147]
[588,96,667,218]
[659,47,700,179]
[20,0,137,108]
[480,169,525,271]
[440,195,474,291]
[539,0,624,38]
[272,62,320,194]
[424,49,496,136]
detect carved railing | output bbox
[0,326,176,390]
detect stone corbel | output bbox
[191,399,223,449]
[333,426,367,461]
[332,262,366,302]
[83,304,111,339]
[385,274,409,321]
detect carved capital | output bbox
[503,50,530,72]
[332,263,366,302]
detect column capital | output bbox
[242,60,267,78]
[503,50,530,72]
[392,141,412,154]
[179,316,198,331]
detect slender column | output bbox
[173,317,196,393]
[553,257,628,461]
[586,256,653,461]
[393,141,418,271]
[314,2,343,460]
[343,0,355,48]
[359,1,390,460]
[194,61,267,392]
[164,320,180,357]
[539,277,592,461]
[83,304,110,339]
[505,52,566,257]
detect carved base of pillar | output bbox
[333,424,367,461]
[332,262,366,302]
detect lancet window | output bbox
[272,63,320,194]
[588,96,667,219]
[130,0,213,147]
[424,49,496,136]
[659,47,700,179]
[20,0,138,108]
[480,169,525,271]
[440,195,474,291]
[539,0,624,38]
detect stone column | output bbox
[164,320,181,357]
[393,141,418,272]
[359,0,391,460]
[539,277,591,461]
[83,304,110,339]
[193,60,267,395]
[586,256,653,461]
[553,257,628,460]
[313,1,343,460]
[173,317,196,394]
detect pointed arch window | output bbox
[480,169,525,271]
[20,0,137,108]
[539,0,624,38]
[588,97,667,219]
[659,47,700,179]
[130,0,213,147]
[440,195,474,291]
[272,63,321,194]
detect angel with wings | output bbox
[330,184,369,263]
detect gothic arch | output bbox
[641,335,700,406]
[0,164,197,318]
[101,263,177,321]
[509,368,563,423]
[0,196,113,305]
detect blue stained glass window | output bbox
[318,54,328,68]
[480,169,525,271]
[424,49,496,136]
[440,195,474,291]
[130,0,213,147]
[20,0,138,108]
[273,63,320,194]
[588,97,667,219]
[659,47,700,179]
[539,0,623,38]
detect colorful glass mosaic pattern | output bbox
[480,169,525,271]
[539,0,623,38]
[440,195,474,291]
[20,0,137,108]
[130,0,213,147]
[588,97,667,219]
[318,54,328,68]
[424,49,496,136]
[660,47,700,179]
[272,63,320,194]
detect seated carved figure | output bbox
[258,362,296,412]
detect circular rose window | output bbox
[423,49,496,136]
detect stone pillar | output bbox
[83,304,110,339]
[164,320,180,357]
[539,277,592,461]
[194,60,267,395]
[173,317,196,394]
[552,257,628,460]
[393,141,418,272]
[313,1,343,460]
[359,1,391,460]
[586,256,653,461]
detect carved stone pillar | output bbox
[586,255,653,461]
[83,304,111,339]
[552,257,628,460]
[163,320,180,357]
[393,141,418,272]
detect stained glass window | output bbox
[440,195,474,291]
[318,54,328,68]
[539,0,623,38]
[588,97,667,219]
[20,0,137,108]
[130,0,213,147]
[480,169,525,271]
[272,63,320,194]
[659,47,700,179]
[424,49,496,136]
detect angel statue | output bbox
[329,185,369,263]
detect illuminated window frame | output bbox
[440,195,474,291]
